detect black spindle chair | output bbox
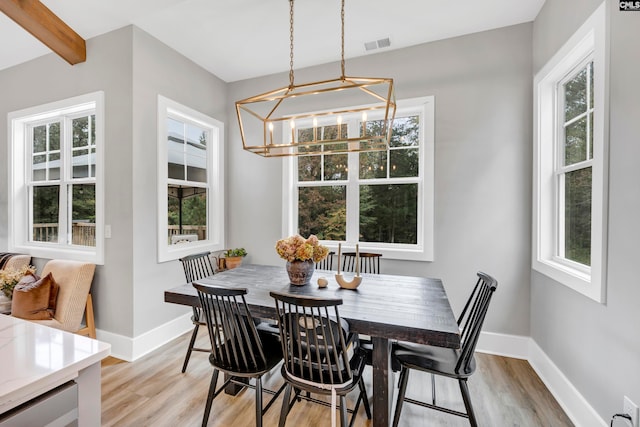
[315,251,335,271]
[341,252,381,274]
[391,272,498,427]
[270,291,371,427]
[178,252,216,373]
[194,283,285,427]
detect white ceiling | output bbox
[0,0,545,83]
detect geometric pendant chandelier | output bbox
[236,0,396,157]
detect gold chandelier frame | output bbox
[236,0,396,158]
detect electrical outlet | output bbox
[624,396,639,427]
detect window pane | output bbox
[390,116,419,148]
[322,124,347,141]
[186,126,207,183]
[564,66,588,122]
[33,125,46,153]
[73,116,89,148]
[32,155,46,181]
[298,156,322,181]
[588,61,594,109]
[48,153,60,180]
[564,167,591,266]
[588,112,593,161]
[32,186,59,243]
[324,154,348,181]
[71,184,96,247]
[49,122,60,151]
[167,118,185,180]
[360,151,387,179]
[564,116,587,166]
[90,148,96,178]
[360,184,418,244]
[298,186,346,240]
[73,149,89,178]
[167,186,207,244]
[390,148,419,178]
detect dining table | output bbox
[164,263,460,427]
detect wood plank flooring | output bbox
[101,330,573,426]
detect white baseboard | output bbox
[477,330,530,359]
[528,340,607,427]
[476,331,606,427]
[96,313,192,362]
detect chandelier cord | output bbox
[289,0,295,89]
[340,0,345,80]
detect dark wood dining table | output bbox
[164,263,460,427]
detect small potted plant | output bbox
[224,248,247,270]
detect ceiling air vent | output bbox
[364,37,391,52]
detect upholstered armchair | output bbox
[30,259,96,338]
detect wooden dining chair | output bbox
[391,272,498,427]
[341,252,382,274]
[178,252,216,373]
[194,283,285,427]
[315,251,335,271]
[270,291,371,427]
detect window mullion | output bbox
[345,119,359,243]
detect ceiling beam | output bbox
[0,0,86,65]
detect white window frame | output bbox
[283,96,435,261]
[533,3,608,302]
[8,91,105,264]
[157,95,225,263]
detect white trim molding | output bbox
[532,3,609,303]
[476,332,607,427]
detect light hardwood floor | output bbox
[101,330,573,426]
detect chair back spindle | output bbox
[315,251,335,271]
[341,252,381,274]
[180,252,216,283]
[195,284,267,372]
[178,252,216,373]
[455,272,497,374]
[271,292,352,387]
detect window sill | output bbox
[12,244,104,265]
[532,257,603,303]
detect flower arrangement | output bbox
[275,234,329,263]
[0,264,36,298]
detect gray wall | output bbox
[0,26,136,337]
[130,27,228,336]
[228,23,534,336]
[532,0,640,421]
[0,26,228,341]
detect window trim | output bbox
[532,3,608,302]
[282,96,434,261]
[157,95,225,263]
[8,91,105,264]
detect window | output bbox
[157,96,224,262]
[283,97,434,261]
[8,92,105,263]
[533,3,608,302]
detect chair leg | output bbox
[392,367,410,427]
[459,379,478,427]
[431,373,436,405]
[255,378,263,427]
[358,377,372,419]
[202,369,219,427]
[182,323,200,373]
[339,395,348,427]
[278,384,293,427]
[76,294,96,339]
